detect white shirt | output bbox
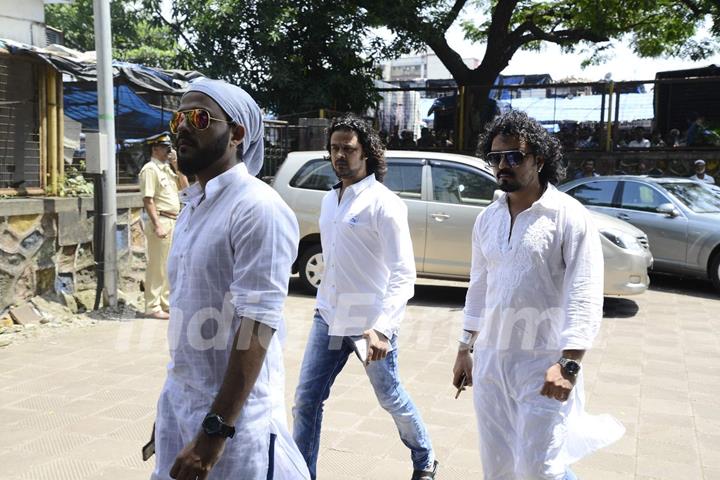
[155,163,308,479]
[316,174,415,339]
[463,184,604,352]
[628,138,651,148]
[690,173,716,184]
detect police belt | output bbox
[158,211,178,220]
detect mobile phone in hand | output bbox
[455,374,467,399]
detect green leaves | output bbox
[45,0,179,68]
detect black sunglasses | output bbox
[485,150,528,168]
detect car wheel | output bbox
[298,244,324,293]
[711,252,720,292]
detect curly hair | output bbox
[325,114,387,182]
[477,110,565,186]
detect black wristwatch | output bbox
[557,357,581,377]
[202,413,235,439]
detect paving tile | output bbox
[1,279,719,479]
[704,466,720,480]
[637,438,700,464]
[636,455,702,479]
[17,458,105,480]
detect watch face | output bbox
[203,416,221,435]
[564,360,580,376]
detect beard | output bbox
[497,170,521,192]
[176,129,230,176]
[333,162,362,180]
[498,180,521,192]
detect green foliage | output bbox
[357,0,719,85]
[46,0,398,116]
[165,0,394,116]
[45,0,181,68]
[46,0,719,118]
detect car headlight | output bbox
[600,228,645,251]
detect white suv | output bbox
[273,150,653,296]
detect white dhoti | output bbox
[472,350,624,480]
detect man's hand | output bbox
[453,350,473,390]
[168,148,178,168]
[154,224,169,238]
[169,433,226,480]
[363,329,390,364]
[540,363,576,402]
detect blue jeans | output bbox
[292,313,434,479]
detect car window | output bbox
[430,163,495,206]
[566,181,617,207]
[659,182,720,213]
[385,161,422,199]
[289,158,336,191]
[620,181,669,212]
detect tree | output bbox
[356,0,720,148]
[45,0,181,68]
[154,0,394,117]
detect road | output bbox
[1,276,719,479]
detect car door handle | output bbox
[431,213,450,221]
[617,213,630,220]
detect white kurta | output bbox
[152,163,309,480]
[464,185,624,480]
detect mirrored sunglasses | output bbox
[486,150,527,168]
[169,108,231,134]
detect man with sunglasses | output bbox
[452,111,624,479]
[152,78,309,480]
[139,133,189,320]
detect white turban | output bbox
[187,78,264,176]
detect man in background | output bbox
[690,159,716,185]
[139,133,188,320]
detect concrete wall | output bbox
[0,193,146,311]
[0,0,46,47]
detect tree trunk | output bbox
[458,84,497,152]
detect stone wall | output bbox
[0,194,146,312]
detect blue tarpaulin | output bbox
[63,84,173,139]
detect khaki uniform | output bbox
[139,158,181,314]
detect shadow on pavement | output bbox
[288,277,315,298]
[409,283,467,309]
[649,273,718,300]
[603,297,640,318]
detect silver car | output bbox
[560,176,720,292]
[273,151,652,296]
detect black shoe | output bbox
[411,460,438,480]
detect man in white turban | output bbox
[150,78,309,480]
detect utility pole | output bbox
[93,0,118,307]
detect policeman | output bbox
[139,133,188,319]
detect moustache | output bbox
[175,134,198,148]
[497,170,515,179]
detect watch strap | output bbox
[458,330,475,350]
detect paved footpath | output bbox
[1,277,719,480]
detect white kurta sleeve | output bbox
[560,206,604,350]
[463,211,489,332]
[229,198,300,330]
[371,200,416,339]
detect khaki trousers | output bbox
[145,216,174,314]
